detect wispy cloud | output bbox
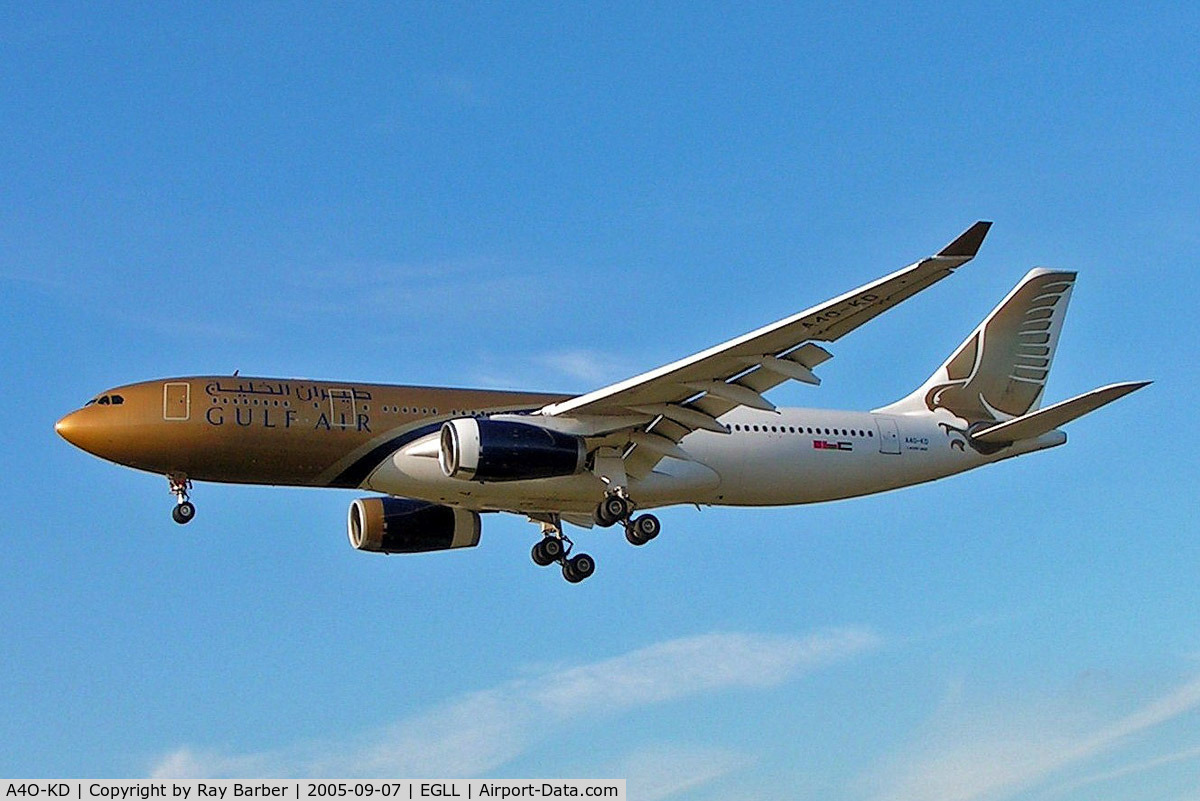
[611,744,751,801]
[865,672,1200,801]
[466,348,640,393]
[269,258,537,321]
[150,628,880,780]
[535,349,636,386]
[1049,743,1200,796]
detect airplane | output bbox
[55,222,1149,582]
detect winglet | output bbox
[938,221,993,259]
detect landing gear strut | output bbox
[530,516,596,583]
[168,473,195,525]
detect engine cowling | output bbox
[439,417,586,482]
[347,497,481,554]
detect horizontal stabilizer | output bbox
[971,381,1151,444]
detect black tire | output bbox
[541,537,564,561]
[625,527,647,547]
[531,540,554,567]
[633,514,660,541]
[596,494,628,527]
[566,553,595,582]
[594,499,616,528]
[172,501,195,525]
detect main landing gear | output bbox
[593,490,660,547]
[530,517,596,583]
[528,491,661,583]
[168,473,195,525]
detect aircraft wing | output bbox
[539,221,992,477]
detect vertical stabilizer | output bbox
[876,269,1076,422]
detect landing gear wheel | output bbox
[531,537,564,567]
[594,494,629,527]
[172,501,196,525]
[562,553,595,583]
[167,473,194,525]
[625,514,660,546]
[542,537,564,561]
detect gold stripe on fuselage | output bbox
[55,376,568,487]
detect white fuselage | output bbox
[365,407,1065,516]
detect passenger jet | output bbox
[56,222,1148,582]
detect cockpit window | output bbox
[88,394,124,406]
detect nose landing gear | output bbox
[168,473,195,524]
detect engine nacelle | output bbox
[439,417,586,482]
[347,497,481,554]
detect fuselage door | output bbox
[163,382,190,421]
[876,415,901,454]
[328,387,356,429]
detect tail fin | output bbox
[877,268,1076,422]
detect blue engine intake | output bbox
[439,418,586,482]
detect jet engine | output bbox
[347,497,481,554]
[439,417,586,481]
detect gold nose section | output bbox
[56,408,102,454]
[55,410,82,445]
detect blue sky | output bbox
[2,2,1198,797]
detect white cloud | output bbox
[866,673,1200,801]
[613,744,751,801]
[1051,743,1200,795]
[150,628,879,780]
[271,258,537,322]
[535,349,635,386]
